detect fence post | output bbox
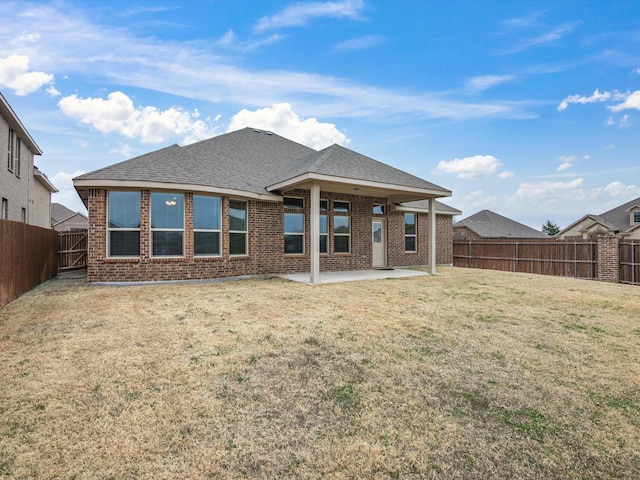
[574,241,577,278]
[515,241,518,272]
[596,235,619,283]
[633,242,636,285]
[468,241,472,268]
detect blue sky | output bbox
[1,0,639,229]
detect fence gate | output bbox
[58,231,88,271]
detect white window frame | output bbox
[229,198,248,256]
[150,192,185,258]
[7,128,14,173]
[15,138,21,178]
[405,213,417,253]
[1,198,8,220]
[334,215,351,254]
[193,194,222,257]
[334,200,350,213]
[107,191,141,258]
[634,211,640,224]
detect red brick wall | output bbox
[597,235,619,283]
[87,188,455,282]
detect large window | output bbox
[405,213,417,252]
[284,197,304,254]
[151,192,184,256]
[108,191,140,257]
[634,211,640,223]
[194,195,221,256]
[229,199,248,255]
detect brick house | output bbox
[73,128,459,283]
[557,196,640,240]
[1,92,57,227]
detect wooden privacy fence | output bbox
[453,239,598,280]
[0,219,58,308]
[619,241,640,286]
[58,231,88,271]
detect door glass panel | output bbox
[373,221,382,243]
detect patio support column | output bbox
[310,182,320,283]
[428,197,437,274]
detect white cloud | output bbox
[0,55,54,95]
[334,35,386,52]
[255,0,363,32]
[609,90,640,112]
[603,181,638,198]
[462,189,498,208]
[557,162,573,171]
[109,143,134,157]
[0,2,533,122]
[557,88,614,111]
[498,171,515,179]
[50,170,87,214]
[227,103,349,150]
[559,155,576,162]
[58,91,218,144]
[500,22,580,54]
[436,155,502,179]
[73,139,89,148]
[46,86,60,97]
[515,178,584,198]
[466,75,516,91]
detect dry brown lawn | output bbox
[0,267,638,479]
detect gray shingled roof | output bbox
[454,210,547,238]
[51,203,76,223]
[75,128,451,198]
[273,144,450,193]
[598,196,640,232]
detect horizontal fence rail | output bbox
[453,240,598,280]
[619,241,639,286]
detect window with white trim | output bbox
[15,138,21,178]
[334,200,350,213]
[1,198,8,220]
[634,211,640,223]
[229,199,248,255]
[405,213,417,252]
[107,191,140,257]
[193,195,221,256]
[151,192,184,257]
[373,204,385,215]
[284,197,304,254]
[21,207,26,223]
[7,128,14,172]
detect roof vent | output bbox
[252,129,273,136]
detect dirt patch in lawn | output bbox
[1,267,639,479]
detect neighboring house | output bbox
[1,91,57,227]
[51,202,88,231]
[73,127,459,283]
[557,196,640,240]
[453,209,548,240]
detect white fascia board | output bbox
[72,179,282,202]
[0,93,43,155]
[267,172,451,198]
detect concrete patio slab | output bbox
[279,268,430,284]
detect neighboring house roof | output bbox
[74,128,452,204]
[51,202,88,231]
[559,196,640,236]
[51,203,77,224]
[33,166,58,193]
[0,91,43,155]
[453,210,547,238]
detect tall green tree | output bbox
[542,219,560,236]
